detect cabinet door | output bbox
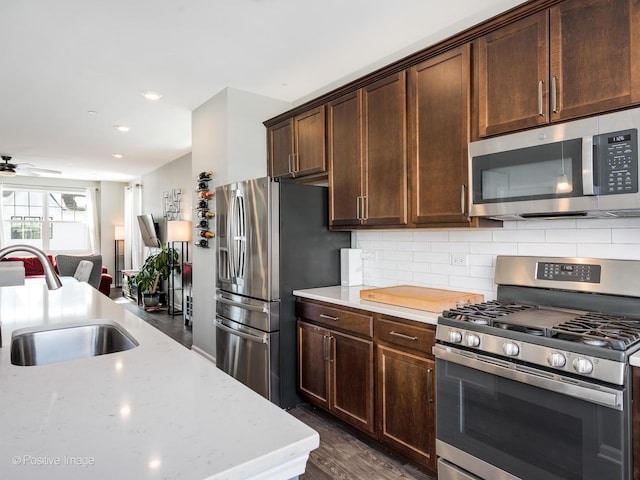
[268,118,294,177]
[362,72,408,226]
[328,91,363,227]
[550,0,640,122]
[410,44,471,226]
[331,330,375,433]
[297,321,330,409]
[476,11,550,137]
[294,106,326,177]
[377,344,436,470]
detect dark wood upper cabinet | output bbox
[328,91,362,227]
[476,11,550,137]
[268,106,326,178]
[409,44,472,226]
[328,73,408,228]
[362,72,408,226]
[476,0,640,138]
[550,0,640,122]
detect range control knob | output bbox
[572,357,594,374]
[547,352,567,368]
[465,334,480,348]
[447,330,463,343]
[502,342,519,356]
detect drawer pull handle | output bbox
[319,314,339,321]
[390,331,418,341]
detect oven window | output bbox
[436,359,629,480]
[472,138,583,204]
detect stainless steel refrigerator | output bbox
[215,177,351,408]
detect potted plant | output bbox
[132,243,180,307]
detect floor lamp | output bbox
[114,225,125,288]
[167,220,191,316]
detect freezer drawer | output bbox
[215,316,280,405]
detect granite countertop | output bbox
[293,285,440,325]
[0,282,318,480]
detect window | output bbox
[1,187,90,252]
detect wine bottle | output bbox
[196,239,208,248]
[199,190,215,199]
[197,181,208,190]
[197,200,208,209]
[198,171,213,180]
[198,220,209,229]
[197,210,215,219]
[199,230,215,239]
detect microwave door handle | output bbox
[582,136,595,195]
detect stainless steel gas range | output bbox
[434,255,640,480]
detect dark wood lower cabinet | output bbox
[377,345,436,471]
[296,299,437,476]
[297,317,374,433]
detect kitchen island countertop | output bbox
[293,285,439,325]
[0,282,318,480]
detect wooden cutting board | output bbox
[359,285,484,312]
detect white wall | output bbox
[191,87,289,359]
[355,217,640,300]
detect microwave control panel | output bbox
[595,128,638,195]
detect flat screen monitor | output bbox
[137,214,161,248]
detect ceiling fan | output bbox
[0,155,62,177]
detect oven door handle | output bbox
[433,344,624,410]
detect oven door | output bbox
[434,345,630,480]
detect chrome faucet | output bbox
[0,244,62,290]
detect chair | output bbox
[55,255,103,290]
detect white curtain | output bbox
[86,187,100,254]
[0,184,6,248]
[124,184,143,270]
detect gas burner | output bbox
[442,301,536,326]
[551,312,640,351]
[525,328,544,336]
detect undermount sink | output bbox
[10,319,138,366]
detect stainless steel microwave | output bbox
[469,108,640,220]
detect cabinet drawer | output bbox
[376,317,435,356]
[297,301,373,338]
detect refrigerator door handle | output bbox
[216,294,269,314]
[216,318,269,344]
[228,190,237,281]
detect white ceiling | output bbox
[0,0,525,182]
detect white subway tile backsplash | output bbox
[431,242,470,253]
[449,230,493,242]
[413,231,450,242]
[354,219,640,295]
[413,251,449,264]
[469,242,519,255]
[492,229,545,243]
[545,229,611,243]
[516,243,577,257]
[612,228,640,243]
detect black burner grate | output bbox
[442,301,535,326]
[551,312,640,351]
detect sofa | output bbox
[0,254,112,296]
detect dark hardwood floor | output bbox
[288,405,436,480]
[110,289,433,479]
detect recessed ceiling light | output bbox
[114,125,130,132]
[87,110,98,115]
[112,153,124,159]
[142,91,162,101]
